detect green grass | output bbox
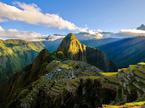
[59,63,72,69]
[103,101,145,108]
[124,101,145,107]
[101,72,118,77]
[138,62,145,66]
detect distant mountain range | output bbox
[44,32,123,52]
[99,36,145,68]
[45,32,104,42]
[44,32,106,52]
[137,24,145,30]
[45,31,122,42]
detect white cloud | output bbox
[0,1,105,40]
[120,29,145,36]
[0,1,104,36]
[0,2,77,30]
[0,26,44,41]
[78,27,102,35]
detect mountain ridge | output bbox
[99,36,145,68]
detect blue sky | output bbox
[0,0,145,35]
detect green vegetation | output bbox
[6,56,145,107]
[101,72,118,77]
[103,101,145,108]
[0,39,44,81]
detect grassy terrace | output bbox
[101,72,118,77]
[103,101,145,108]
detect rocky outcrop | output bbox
[57,33,116,71]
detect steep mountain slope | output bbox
[98,37,145,68]
[0,39,44,81]
[57,33,116,71]
[2,49,145,108]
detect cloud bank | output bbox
[120,29,145,36]
[0,2,77,30]
[0,26,44,41]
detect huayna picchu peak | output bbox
[57,33,87,60]
[57,33,116,71]
[65,33,77,40]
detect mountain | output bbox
[43,32,123,52]
[43,37,121,53]
[43,32,104,52]
[1,48,145,108]
[57,33,116,71]
[98,37,145,68]
[43,38,121,53]
[137,24,145,30]
[0,39,44,81]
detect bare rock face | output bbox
[57,33,116,71]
